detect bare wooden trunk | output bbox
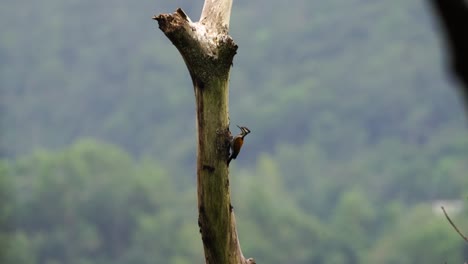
[153,2,255,263]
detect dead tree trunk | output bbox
[153,1,255,263]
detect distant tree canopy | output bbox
[1,140,467,264]
[0,0,464,160]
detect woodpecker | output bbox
[228,125,251,165]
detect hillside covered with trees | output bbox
[1,0,467,263]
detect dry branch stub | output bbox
[153,9,237,86]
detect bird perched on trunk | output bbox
[228,125,251,166]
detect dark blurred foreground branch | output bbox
[441,206,468,242]
[427,0,468,107]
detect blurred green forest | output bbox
[1,0,467,263]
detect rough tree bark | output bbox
[153,1,255,264]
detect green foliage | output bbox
[1,140,204,264]
[367,205,465,264]
[235,155,328,263]
[2,139,467,263]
